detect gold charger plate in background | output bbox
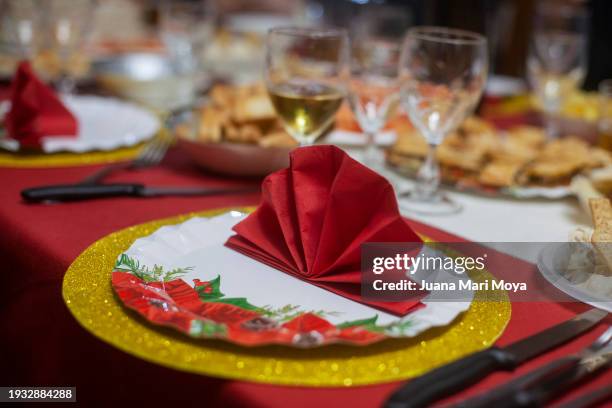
[62,208,511,387]
[0,144,142,168]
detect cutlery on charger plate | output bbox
[384,308,608,408]
[449,326,612,408]
[21,183,259,202]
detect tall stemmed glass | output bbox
[46,0,96,95]
[398,27,488,215]
[3,0,43,60]
[265,27,348,146]
[527,2,588,138]
[159,0,216,77]
[347,15,403,168]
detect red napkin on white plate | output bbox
[4,61,78,148]
[226,145,425,316]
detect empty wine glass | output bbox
[398,26,488,215]
[159,0,216,76]
[3,0,43,60]
[265,26,349,146]
[527,2,588,138]
[46,0,96,95]
[347,10,406,168]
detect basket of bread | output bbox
[387,116,612,198]
[176,83,298,177]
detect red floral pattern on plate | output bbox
[111,256,398,347]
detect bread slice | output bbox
[478,161,523,187]
[231,94,276,123]
[589,198,612,276]
[258,131,298,148]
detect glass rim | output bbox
[600,79,612,95]
[268,26,348,39]
[536,1,588,19]
[406,26,486,46]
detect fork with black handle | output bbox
[27,105,189,188]
[79,132,173,185]
[78,108,191,185]
[21,133,174,202]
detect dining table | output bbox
[0,80,610,407]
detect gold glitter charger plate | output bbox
[63,208,511,386]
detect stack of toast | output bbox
[177,83,298,148]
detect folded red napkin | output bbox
[4,61,78,148]
[225,145,425,316]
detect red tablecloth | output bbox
[0,148,610,407]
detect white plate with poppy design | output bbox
[0,95,159,153]
[112,210,473,347]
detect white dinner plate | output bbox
[0,95,159,153]
[112,210,473,347]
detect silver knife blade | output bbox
[505,308,608,364]
[138,185,260,197]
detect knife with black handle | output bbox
[384,309,607,408]
[22,183,259,202]
[385,347,518,408]
[450,356,582,408]
[452,343,612,408]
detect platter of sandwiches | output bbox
[386,117,612,198]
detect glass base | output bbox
[398,190,462,215]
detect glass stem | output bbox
[544,110,560,139]
[364,131,377,166]
[57,72,75,96]
[56,51,75,96]
[414,143,440,200]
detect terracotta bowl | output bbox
[178,138,291,177]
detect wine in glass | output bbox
[265,27,348,146]
[398,26,488,215]
[347,10,404,168]
[527,2,588,138]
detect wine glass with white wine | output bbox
[265,27,349,146]
[398,27,488,215]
